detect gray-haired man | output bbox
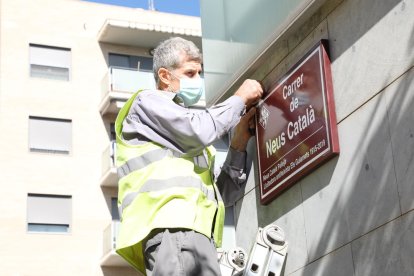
[116,37,263,276]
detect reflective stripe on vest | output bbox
[117,147,170,179]
[119,176,217,214]
[118,147,210,179]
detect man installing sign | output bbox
[115,37,263,275]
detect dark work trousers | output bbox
[143,229,222,276]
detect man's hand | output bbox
[234,79,263,108]
[230,107,257,152]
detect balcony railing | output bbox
[101,220,129,267]
[99,66,156,115]
[100,141,118,187]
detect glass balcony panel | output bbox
[102,220,120,254]
[100,141,118,187]
[111,67,156,93]
[100,67,207,113]
[101,220,129,267]
[100,67,157,115]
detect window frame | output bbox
[26,193,72,234]
[108,52,153,72]
[111,197,120,221]
[29,44,71,81]
[28,116,72,155]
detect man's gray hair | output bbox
[153,37,202,85]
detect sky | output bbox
[83,0,201,17]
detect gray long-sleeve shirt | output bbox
[122,89,248,206]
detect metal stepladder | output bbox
[218,224,288,276]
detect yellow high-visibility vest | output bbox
[115,91,225,274]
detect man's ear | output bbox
[158,68,171,87]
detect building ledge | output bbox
[101,249,130,267]
[98,18,202,49]
[100,167,118,187]
[99,91,131,115]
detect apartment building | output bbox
[0,0,202,275]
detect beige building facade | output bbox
[0,0,201,275]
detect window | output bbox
[111,197,120,221]
[29,116,72,154]
[109,123,116,166]
[109,53,153,72]
[27,194,72,233]
[30,44,71,81]
[110,123,116,141]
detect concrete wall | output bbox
[235,0,414,275]
[0,0,200,275]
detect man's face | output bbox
[169,55,202,92]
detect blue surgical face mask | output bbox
[175,77,204,107]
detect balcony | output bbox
[99,67,156,116]
[100,141,118,187]
[101,221,129,267]
[98,18,202,50]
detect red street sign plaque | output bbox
[255,41,339,205]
